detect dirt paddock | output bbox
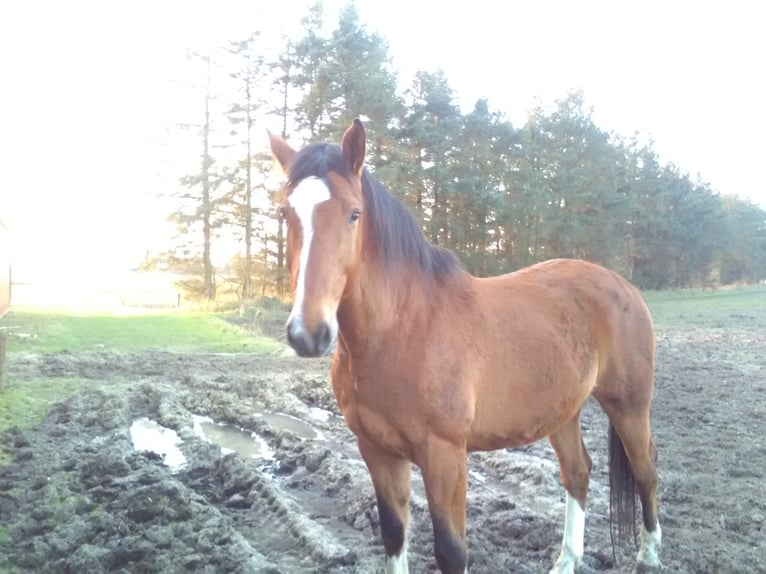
[1,323,764,572]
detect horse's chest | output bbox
[330,361,417,458]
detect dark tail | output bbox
[608,423,638,560]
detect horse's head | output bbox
[269,120,367,357]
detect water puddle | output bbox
[192,415,275,460]
[130,417,187,470]
[254,411,325,440]
[130,409,333,470]
[307,406,343,424]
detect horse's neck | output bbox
[337,262,429,354]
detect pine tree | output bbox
[219,34,268,300]
[168,54,221,300]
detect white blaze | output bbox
[288,176,331,321]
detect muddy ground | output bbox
[1,324,764,573]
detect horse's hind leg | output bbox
[548,411,592,574]
[357,437,412,573]
[604,406,661,573]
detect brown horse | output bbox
[269,119,662,574]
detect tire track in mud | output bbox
[179,444,357,572]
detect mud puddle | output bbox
[130,417,187,470]
[254,411,324,440]
[193,415,276,460]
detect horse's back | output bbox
[477,257,651,345]
[492,258,652,346]
[501,259,653,378]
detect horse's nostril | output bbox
[286,324,299,347]
[287,317,333,357]
[287,318,313,357]
[316,321,333,354]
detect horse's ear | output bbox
[341,118,366,177]
[268,130,296,174]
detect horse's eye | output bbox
[349,209,362,224]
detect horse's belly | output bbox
[467,359,598,452]
[467,417,559,451]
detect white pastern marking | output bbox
[550,493,585,573]
[384,541,409,574]
[637,521,662,567]
[288,177,331,320]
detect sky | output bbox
[1,0,764,283]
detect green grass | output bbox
[643,284,766,330]
[0,376,82,455]
[2,310,284,355]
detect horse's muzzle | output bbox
[286,316,334,357]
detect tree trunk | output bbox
[243,75,253,301]
[201,57,215,301]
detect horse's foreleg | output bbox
[357,437,412,573]
[417,435,468,574]
[548,413,592,574]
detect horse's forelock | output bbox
[286,142,353,190]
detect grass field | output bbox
[643,284,766,330]
[3,309,284,354]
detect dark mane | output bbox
[287,142,463,281]
[360,172,463,280]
